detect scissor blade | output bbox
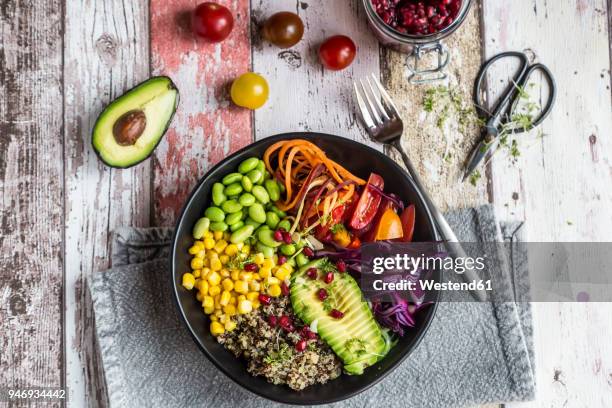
[462,138,497,182]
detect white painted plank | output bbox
[481,1,612,407]
[252,0,380,147]
[63,1,151,406]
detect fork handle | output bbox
[391,141,487,302]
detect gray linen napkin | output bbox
[90,204,534,408]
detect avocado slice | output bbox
[290,259,389,375]
[92,76,179,168]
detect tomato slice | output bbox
[374,208,404,241]
[348,173,384,230]
[399,204,416,242]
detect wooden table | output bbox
[1,1,611,407]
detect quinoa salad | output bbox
[181,139,428,390]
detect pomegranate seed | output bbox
[300,326,312,339]
[323,272,334,284]
[244,263,258,272]
[281,282,290,296]
[302,247,314,257]
[306,268,318,280]
[278,255,287,265]
[371,0,462,35]
[329,309,344,319]
[273,230,284,242]
[295,339,307,352]
[285,324,295,332]
[317,288,328,301]
[258,294,271,305]
[268,315,277,327]
[336,260,346,273]
[282,231,292,244]
[279,315,291,327]
[307,330,317,340]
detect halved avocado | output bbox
[92,76,179,168]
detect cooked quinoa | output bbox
[217,297,342,390]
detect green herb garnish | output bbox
[263,343,293,365]
[468,170,482,186]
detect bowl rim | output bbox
[170,132,440,405]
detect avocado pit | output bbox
[112,110,147,146]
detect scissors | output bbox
[462,51,557,181]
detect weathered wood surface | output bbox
[0,0,65,400]
[480,1,612,407]
[150,0,253,226]
[62,1,151,407]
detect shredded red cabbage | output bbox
[368,184,405,211]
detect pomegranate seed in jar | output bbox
[244,263,258,272]
[302,247,314,257]
[329,309,344,319]
[258,294,271,305]
[268,315,277,327]
[323,272,334,284]
[370,0,462,35]
[317,288,328,301]
[273,230,284,242]
[295,339,307,352]
[281,282,290,296]
[278,255,287,265]
[336,260,346,273]
[306,267,318,280]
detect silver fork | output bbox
[354,74,486,301]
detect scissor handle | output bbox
[474,51,530,119]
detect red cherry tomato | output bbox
[192,2,234,43]
[318,35,357,70]
[348,173,384,230]
[399,204,416,242]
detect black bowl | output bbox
[171,132,439,405]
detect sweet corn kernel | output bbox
[238,295,246,302]
[214,240,228,253]
[237,299,253,314]
[196,249,206,259]
[214,295,221,309]
[219,254,230,265]
[246,291,259,302]
[210,258,222,271]
[239,272,253,282]
[274,268,290,281]
[190,258,204,270]
[266,276,280,286]
[220,290,231,306]
[225,244,239,256]
[203,231,214,239]
[241,244,251,255]
[194,240,204,248]
[224,304,236,316]
[234,280,249,294]
[252,299,261,309]
[193,269,201,278]
[222,278,234,291]
[203,296,214,309]
[230,270,240,280]
[196,292,203,302]
[204,238,215,249]
[253,253,265,265]
[252,273,261,281]
[268,284,282,297]
[201,267,211,279]
[207,271,221,286]
[224,320,237,331]
[213,231,224,240]
[199,280,209,296]
[259,266,272,278]
[182,273,195,290]
[219,315,227,324]
[210,321,225,335]
[214,308,223,317]
[248,280,261,292]
[283,263,294,273]
[262,258,274,269]
[210,315,218,321]
[208,285,221,297]
[220,269,230,278]
[188,245,200,255]
[204,306,215,314]
[229,295,237,305]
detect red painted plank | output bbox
[150,0,252,225]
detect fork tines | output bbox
[353,74,400,129]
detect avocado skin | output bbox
[91,76,179,169]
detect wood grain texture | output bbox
[480,1,612,407]
[381,2,487,211]
[0,0,65,395]
[63,0,151,406]
[252,0,380,147]
[150,0,252,226]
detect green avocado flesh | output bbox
[92,76,178,168]
[290,259,388,375]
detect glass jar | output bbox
[362,0,473,83]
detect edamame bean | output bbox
[230,225,254,244]
[256,242,275,259]
[256,160,266,173]
[221,200,242,214]
[263,170,272,181]
[192,217,210,239]
[244,217,261,229]
[210,221,228,232]
[238,193,256,207]
[264,179,280,202]
[224,183,243,197]
[241,176,253,192]
[229,221,244,232]
[296,252,309,267]
[246,169,263,184]
[212,183,226,206]
[225,212,242,226]
[287,258,296,267]
[254,224,270,236]
[248,203,266,224]
[257,228,282,248]
[277,219,291,231]
[280,244,296,256]
[266,212,280,229]
[238,157,259,174]
[269,205,286,218]
[205,207,225,222]
[222,172,243,185]
[252,185,270,204]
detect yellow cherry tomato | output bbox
[230,72,269,110]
